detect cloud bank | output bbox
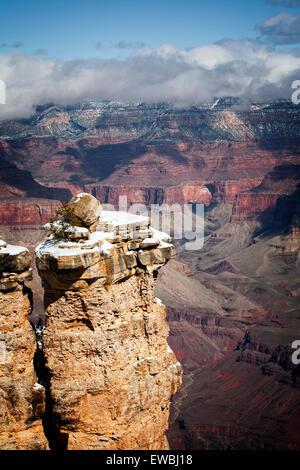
[257,12,300,44]
[0,39,300,119]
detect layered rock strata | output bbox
[35,194,182,450]
[0,240,48,449]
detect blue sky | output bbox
[1,0,300,60]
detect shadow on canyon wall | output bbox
[0,155,72,201]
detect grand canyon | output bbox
[0,98,299,449]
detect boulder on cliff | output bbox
[68,192,103,227]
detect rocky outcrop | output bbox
[0,240,48,449]
[35,194,182,450]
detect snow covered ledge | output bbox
[35,194,175,290]
[0,240,32,291]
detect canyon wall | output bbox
[35,194,182,450]
[1,100,299,450]
[1,101,300,233]
[0,240,48,449]
[0,194,182,450]
[0,199,60,226]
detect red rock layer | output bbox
[0,199,59,226]
[231,192,279,222]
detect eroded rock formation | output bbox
[2,100,299,450]
[0,240,48,449]
[35,193,182,450]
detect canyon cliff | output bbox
[35,193,182,450]
[1,100,300,224]
[0,240,48,449]
[0,195,182,450]
[1,99,299,450]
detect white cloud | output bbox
[0,39,300,120]
[257,12,300,44]
[114,40,146,49]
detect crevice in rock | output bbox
[35,204,42,219]
[23,283,33,312]
[32,321,68,451]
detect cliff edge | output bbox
[35,193,182,450]
[0,240,48,449]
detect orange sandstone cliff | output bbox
[35,193,182,450]
[0,240,48,449]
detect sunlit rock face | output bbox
[0,240,48,450]
[36,194,182,450]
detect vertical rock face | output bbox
[0,240,48,450]
[36,194,182,450]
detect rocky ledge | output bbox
[0,240,32,291]
[36,193,175,289]
[35,193,182,450]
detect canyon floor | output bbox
[163,204,300,449]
